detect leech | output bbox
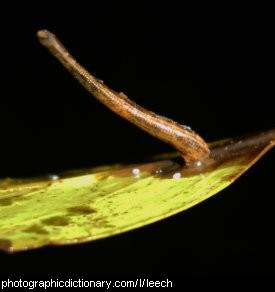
[37,30,210,164]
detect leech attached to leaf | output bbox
[37,30,210,164]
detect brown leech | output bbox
[37,30,210,165]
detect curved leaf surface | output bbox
[0,131,274,252]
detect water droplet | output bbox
[183,125,193,132]
[132,168,140,175]
[173,172,181,179]
[195,161,202,167]
[49,174,59,181]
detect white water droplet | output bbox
[132,168,140,175]
[173,172,181,179]
[183,125,193,132]
[155,169,163,174]
[49,174,59,181]
[195,161,202,167]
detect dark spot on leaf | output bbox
[23,225,49,234]
[224,173,237,181]
[41,216,70,226]
[15,196,30,202]
[95,173,109,181]
[0,198,14,206]
[91,217,114,228]
[0,239,12,251]
[67,206,96,215]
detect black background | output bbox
[0,2,274,276]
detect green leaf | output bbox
[0,131,274,253]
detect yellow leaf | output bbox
[0,131,274,253]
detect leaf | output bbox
[0,131,274,253]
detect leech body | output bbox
[37,30,210,164]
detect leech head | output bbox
[37,29,210,165]
[37,30,55,47]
